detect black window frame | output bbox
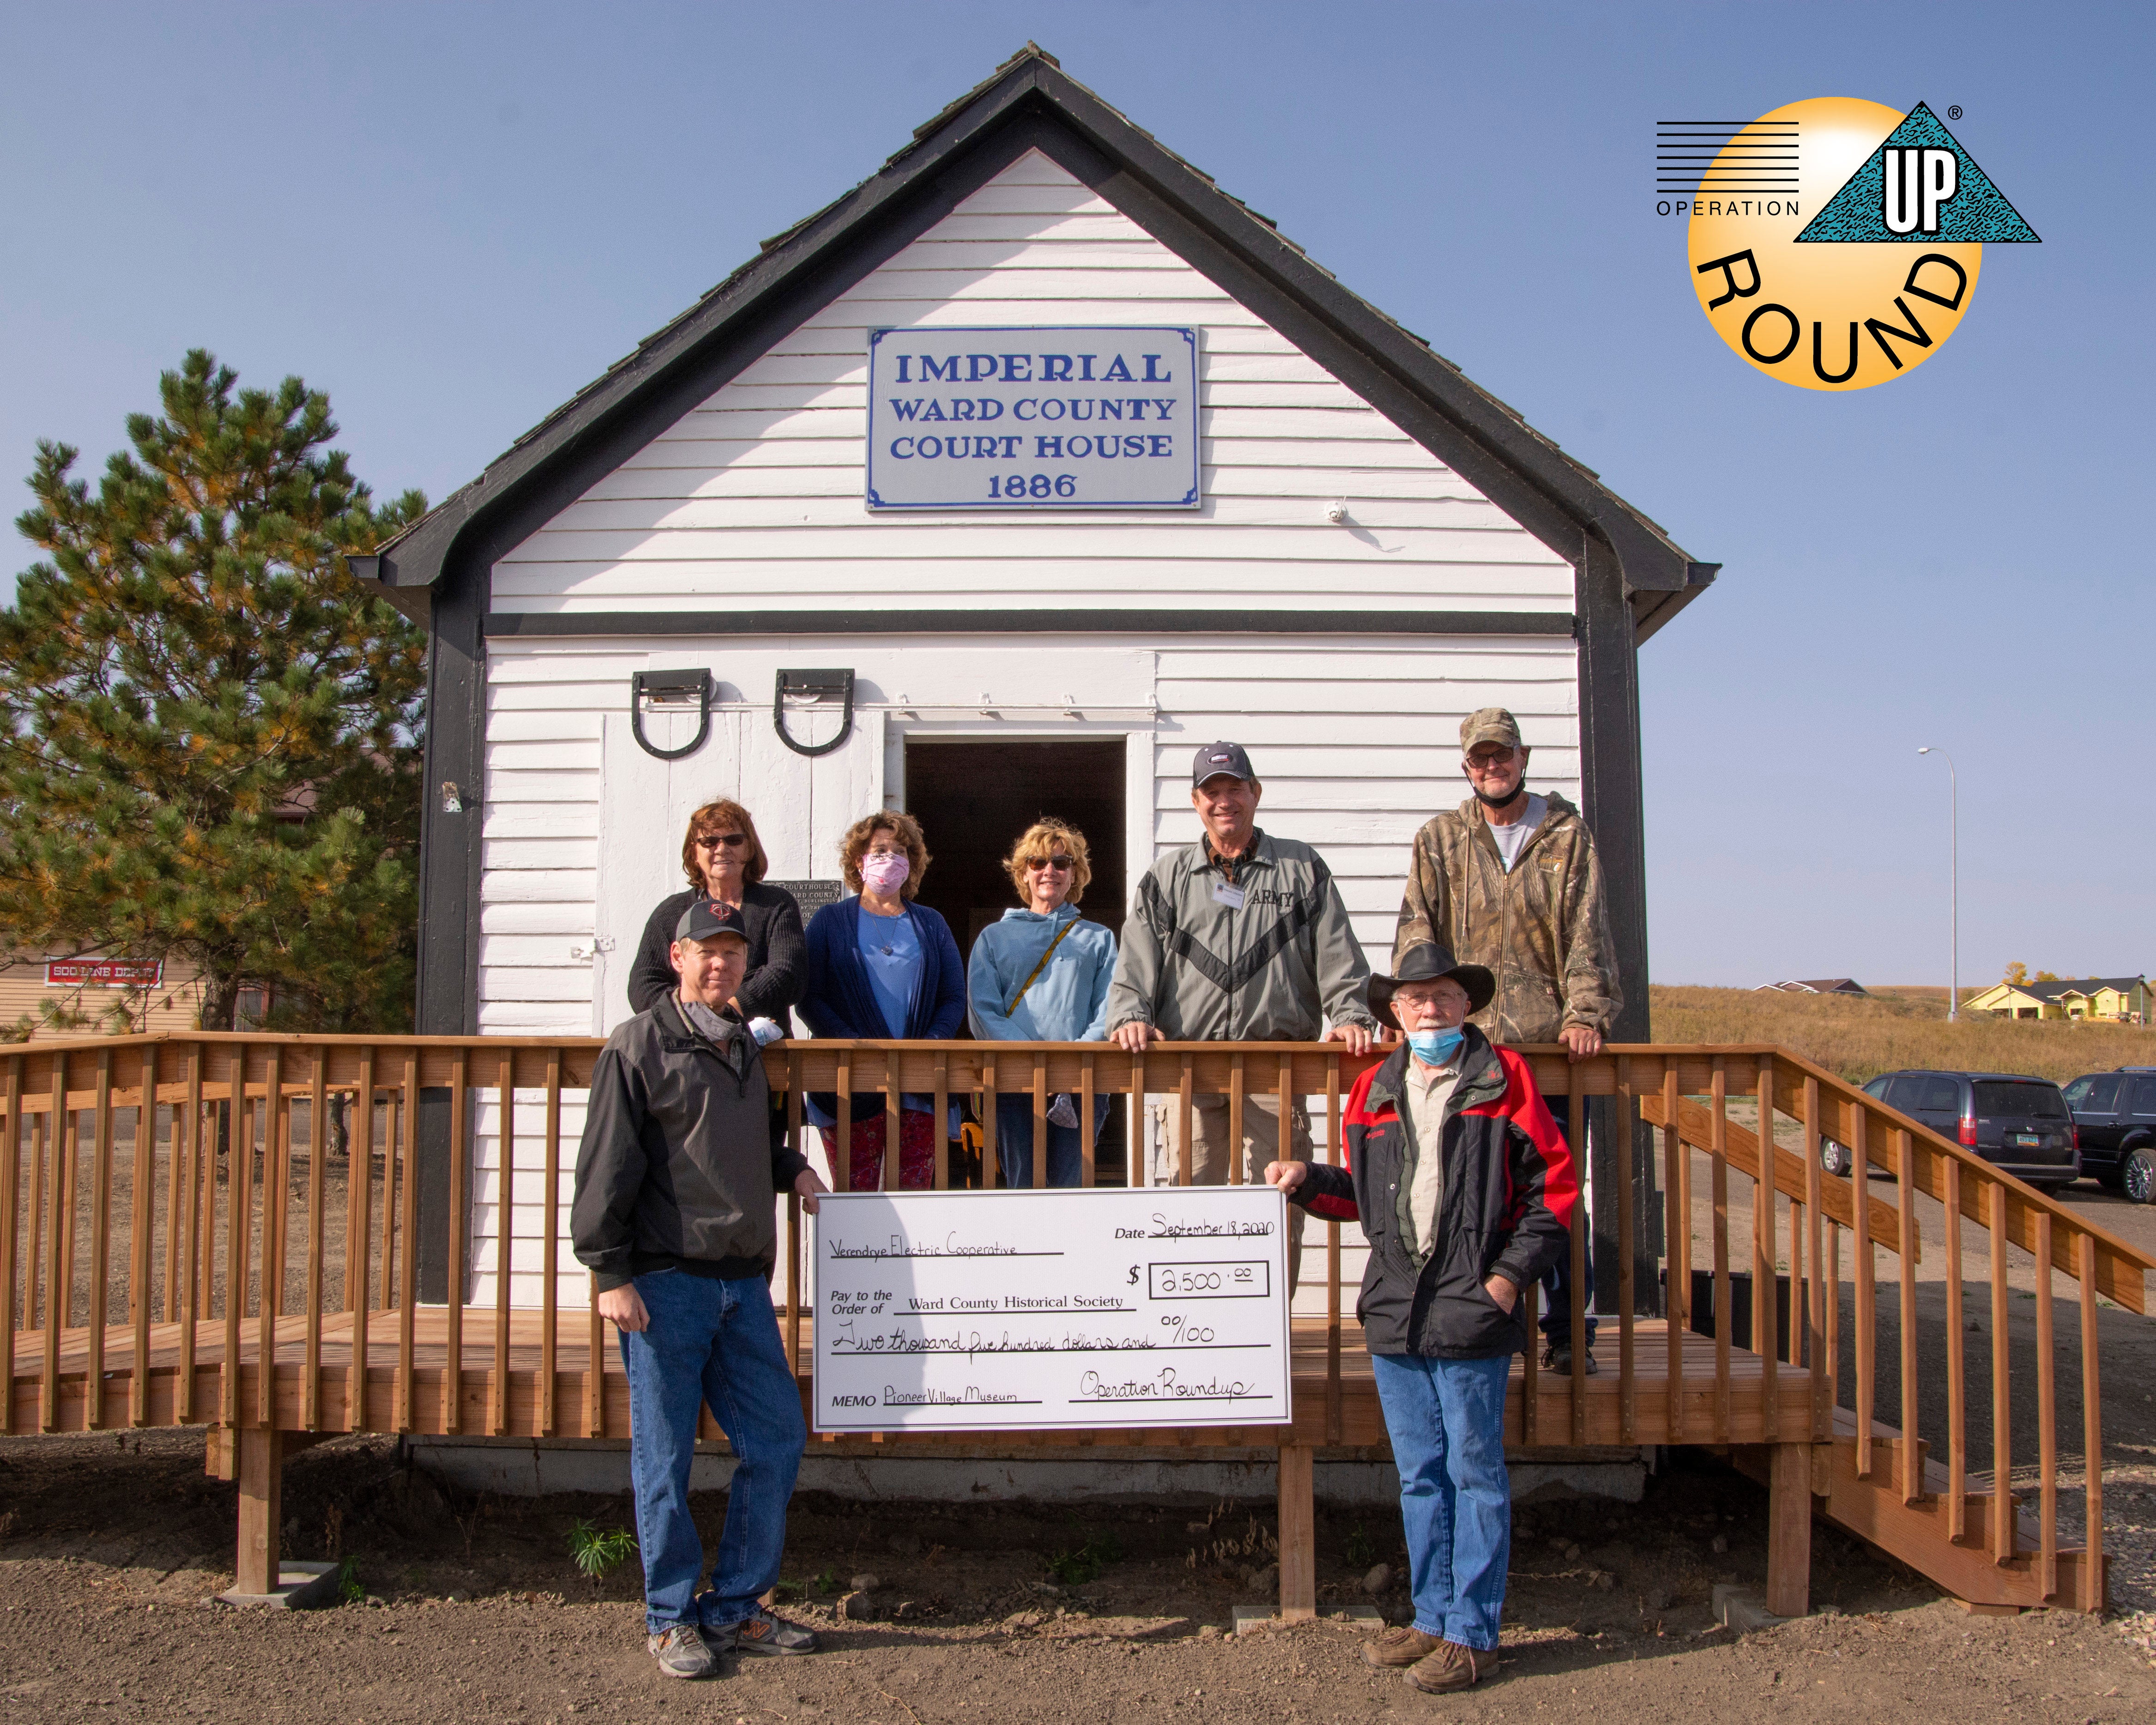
[2064,1073,2121,1112]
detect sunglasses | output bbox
[1024,854,1075,872]
[695,832,749,850]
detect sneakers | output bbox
[1403,1640,1500,1695]
[646,1624,719,1680]
[1363,1624,1443,1668]
[1542,1341,1599,1376]
[720,1605,821,1657]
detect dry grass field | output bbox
[1649,984,2156,1086]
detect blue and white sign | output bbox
[865,326,1200,510]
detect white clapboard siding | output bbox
[1151,635,1577,958]
[490,148,1570,615]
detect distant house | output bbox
[0,953,207,1040]
[1965,975,2150,1024]
[1756,978,1869,997]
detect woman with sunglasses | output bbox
[966,819,1118,1188]
[627,800,806,1021]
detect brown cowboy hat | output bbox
[1365,943,1496,1030]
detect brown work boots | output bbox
[1363,1625,1499,1693]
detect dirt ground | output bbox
[3,1428,2154,1723]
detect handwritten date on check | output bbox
[810,1187,1293,1432]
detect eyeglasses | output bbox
[1463,751,1518,773]
[1024,854,1075,872]
[695,833,749,850]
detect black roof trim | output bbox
[359,44,1710,643]
[481,607,1575,639]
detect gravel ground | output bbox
[3,1428,2155,1721]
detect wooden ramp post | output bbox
[235,1427,285,1597]
[1766,1441,1812,1618]
[1277,1441,1316,1622]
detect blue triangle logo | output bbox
[1795,103,2040,243]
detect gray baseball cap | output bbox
[1192,741,1256,787]
[1460,708,1523,753]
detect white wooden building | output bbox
[354,47,1714,1311]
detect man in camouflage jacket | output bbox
[1392,707,1619,1368]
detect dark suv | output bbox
[2061,1069,2156,1204]
[1840,1069,2079,1190]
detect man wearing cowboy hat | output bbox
[1266,943,1576,1697]
[1395,706,1619,1374]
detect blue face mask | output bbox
[1407,1026,1464,1066]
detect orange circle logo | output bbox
[1686,97,1987,392]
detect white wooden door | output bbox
[594,696,884,1036]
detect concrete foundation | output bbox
[405,1437,1648,1507]
[217,1560,341,1610]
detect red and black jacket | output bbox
[1286,1027,1576,1358]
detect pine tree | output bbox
[0,350,429,1035]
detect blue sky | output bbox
[3,2,2148,988]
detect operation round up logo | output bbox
[1659,98,2039,391]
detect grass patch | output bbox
[566,1519,637,1585]
[1047,1532,1123,1586]
[1649,984,2156,1087]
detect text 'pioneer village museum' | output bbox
[353,46,1715,1335]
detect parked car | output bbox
[2061,1068,2156,1204]
[1827,1069,2079,1191]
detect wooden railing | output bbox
[3,1032,2148,1615]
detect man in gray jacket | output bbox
[1108,743,1377,1279]
[574,901,830,1681]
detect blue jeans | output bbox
[1370,1351,1513,1651]
[994,1093,1102,1189]
[1539,1095,1596,1349]
[619,1270,806,1636]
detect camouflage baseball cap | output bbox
[1459,708,1523,752]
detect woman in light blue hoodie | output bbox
[966,818,1118,1188]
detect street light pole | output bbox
[1919,747,1958,1022]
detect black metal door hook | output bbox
[630,669,713,760]
[773,668,856,757]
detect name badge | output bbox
[1212,881,1246,910]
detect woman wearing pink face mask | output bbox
[798,811,965,1192]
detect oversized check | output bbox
[811,1187,1292,1432]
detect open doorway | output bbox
[904,737,1131,1183]
[902,738,1128,954]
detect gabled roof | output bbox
[2005,976,2148,1002]
[1757,978,1867,995]
[350,43,1715,642]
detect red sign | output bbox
[45,959,163,989]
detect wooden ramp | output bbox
[7,1308,2102,1612]
[12,1311,1822,1447]
[5,1030,2150,1619]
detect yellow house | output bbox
[0,955,208,1040]
[1965,974,2150,1024]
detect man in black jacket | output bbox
[574,901,830,1681]
[1266,945,1575,1696]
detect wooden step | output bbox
[1731,1430,2104,1612]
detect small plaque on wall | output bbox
[770,879,846,917]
